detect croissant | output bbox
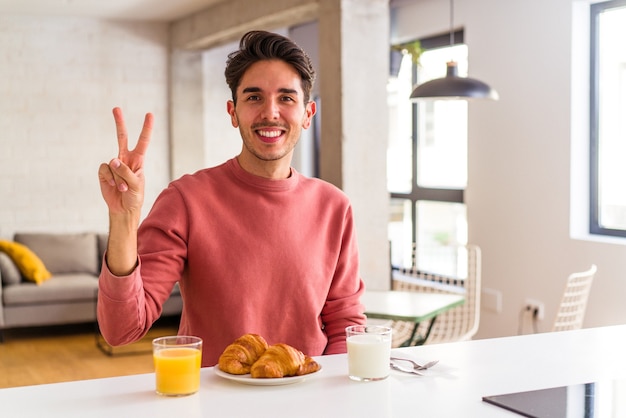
[218,334,269,375]
[250,343,321,378]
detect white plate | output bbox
[214,366,322,386]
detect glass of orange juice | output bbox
[152,335,203,396]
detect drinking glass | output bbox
[153,335,202,396]
[346,325,392,381]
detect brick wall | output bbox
[0,16,171,239]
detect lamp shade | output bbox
[410,61,499,100]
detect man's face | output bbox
[227,59,315,167]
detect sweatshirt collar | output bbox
[227,158,299,192]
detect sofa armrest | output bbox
[0,251,23,287]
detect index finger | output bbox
[112,107,128,156]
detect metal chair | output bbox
[551,264,597,332]
[388,244,481,347]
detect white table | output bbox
[2,325,626,417]
[362,289,465,345]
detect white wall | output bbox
[393,0,626,339]
[0,16,170,238]
[201,42,242,170]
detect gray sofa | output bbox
[0,232,182,342]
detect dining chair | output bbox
[388,244,481,347]
[551,264,597,332]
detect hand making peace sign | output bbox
[98,107,154,217]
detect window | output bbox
[590,0,626,237]
[387,31,468,272]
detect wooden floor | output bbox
[0,317,179,389]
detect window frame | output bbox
[589,0,626,238]
[389,30,466,247]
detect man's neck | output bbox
[235,154,292,180]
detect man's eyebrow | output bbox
[278,88,298,95]
[241,87,299,95]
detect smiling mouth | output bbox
[256,128,284,143]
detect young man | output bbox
[97,30,366,367]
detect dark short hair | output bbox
[224,30,316,105]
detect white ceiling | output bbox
[0,0,228,21]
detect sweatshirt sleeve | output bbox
[320,204,367,355]
[97,258,155,346]
[97,185,188,347]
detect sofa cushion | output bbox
[14,233,99,276]
[2,273,99,305]
[0,240,52,285]
[0,251,22,285]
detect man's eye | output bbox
[246,95,260,101]
[281,96,295,102]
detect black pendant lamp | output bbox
[409,0,499,101]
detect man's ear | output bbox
[227,100,239,128]
[302,100,316,129]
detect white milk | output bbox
[347,334,391,381]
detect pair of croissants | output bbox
[218,334,320,378]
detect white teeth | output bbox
[258,130,282,138]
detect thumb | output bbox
[108,158,131,192]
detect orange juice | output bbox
[153,347,202,396]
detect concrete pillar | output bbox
[170,49,205,179]
[318,0,390,289]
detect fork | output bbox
[389,362,424,376]
[390,357,439,371]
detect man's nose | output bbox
[261,99,280,120]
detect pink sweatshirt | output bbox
[98,158,366,367]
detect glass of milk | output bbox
[346,325,392,381]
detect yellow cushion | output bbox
[0,240,52,285]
